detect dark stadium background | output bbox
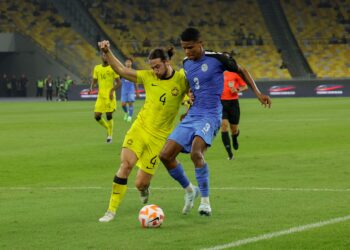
[0,0,349,99]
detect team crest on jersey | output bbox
[228,81,234,87]
[201,63,208,72]
[127,139,133,145]
[171,87,179,96]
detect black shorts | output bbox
[221,99,240,125]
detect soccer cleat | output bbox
[198,203,212,216]
[123,113,128,121]
[228,151,234,160]
[233,130,239,150]
[227,155,234,160]
[106,136,112,143]
[182,185,200,215]
[99,211,116,222]
[139,188,149,204]
[127,116,132,123]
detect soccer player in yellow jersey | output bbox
[97,40,189,222]
[90,53,121,143]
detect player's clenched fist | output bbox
[98,40,110,53]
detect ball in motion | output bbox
[138,204,164,228]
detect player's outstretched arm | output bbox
[98,40,137,83]
[237,65,272,108]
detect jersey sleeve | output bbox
[207,52,239,72]
[92,66,98,79]
[178,68,190,93]
[136,70,146,85]
[236,74,247,87]
[220,54,239,72]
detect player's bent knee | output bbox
[190,151,204,165]
[159,151,170,163]
[135,180,149,191]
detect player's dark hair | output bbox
[181,27,201,42]
[148,47,174,61]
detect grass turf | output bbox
[0,97,349,249]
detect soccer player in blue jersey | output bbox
[121,58,139,122]
[159,27,271,216]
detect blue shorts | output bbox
[121,92,136,102]
[168,114,221,153]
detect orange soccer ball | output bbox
[138,204,165,228]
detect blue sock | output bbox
[195,163,209,197]
[168,163,190,189]
[122,105,128,113]
[128,106,134,117]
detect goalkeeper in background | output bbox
[90,52,121,143]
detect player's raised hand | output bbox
[258,93,272,108]
[98,40,110,53]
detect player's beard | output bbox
[158,67,169,79]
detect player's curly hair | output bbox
[148,47,174,61]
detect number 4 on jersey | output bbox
[159,93,166,105]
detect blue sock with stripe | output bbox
[195,163,209,197]
[168,163,190,189]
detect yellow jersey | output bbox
[135,69,189,139]
[93,64,120,98]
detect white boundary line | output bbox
[0,186,350,192]
[201,214,350,250]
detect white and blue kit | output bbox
[168,51,239,153]
[121,78,136,102]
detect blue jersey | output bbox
[121,78,135,95]
[183,51,238,117]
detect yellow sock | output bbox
[98,118,109,130]
[107,182,127,213]
[107,119,113,136]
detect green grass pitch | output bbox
[1,97,349,249]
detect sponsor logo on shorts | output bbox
[127,139,133,145]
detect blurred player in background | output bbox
[121,58,139,122]
[64,75,74,101]
[45,74,54,101]
[221,71,248,160]
[90,52,121,143]
[97,40,189,223]
[160,27,271,216]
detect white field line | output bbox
[201,214,350,250]
[0,186,350,192]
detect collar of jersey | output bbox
[162,69,175,80]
